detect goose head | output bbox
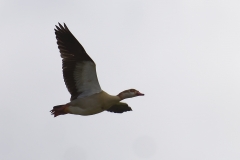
[118,89,144,100]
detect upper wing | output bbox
[107,102,132,113]
[55,23,102,101]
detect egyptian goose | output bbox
[50,23,144,117]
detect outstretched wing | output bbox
[55,23,102,101]
[107,102,132,113]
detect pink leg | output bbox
[50,104,69,117]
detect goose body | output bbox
[68,91,120,115]
[50,23,144,117]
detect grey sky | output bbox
[1,0,240,159]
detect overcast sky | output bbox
[1,0,240,159]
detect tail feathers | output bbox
[50,105,68,117]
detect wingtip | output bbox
[64,23,69,31]
[55,22,62,29]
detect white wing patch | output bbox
[74,61,102,99]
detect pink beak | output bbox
[136,91,144,96]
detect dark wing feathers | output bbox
[55,23,93,62]
[107,102,132,113]
[55,23,99,101]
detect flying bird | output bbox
[50,23,144,117]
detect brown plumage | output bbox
[51,23,144,117]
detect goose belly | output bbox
[68,98,110,116]
[68,106,104,115]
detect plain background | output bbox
[1,0,240,159]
